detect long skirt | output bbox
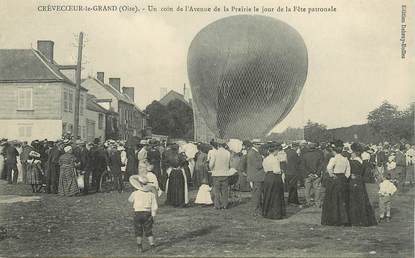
[183,165,192,186]
[0,155,4,180]
[166,169,186,207]
[262,172,285,219]
[26,167,42,185]
[406,165,415,182]
[348,178,377,226]
[193,163,209,188]
[321,175,349,226]
[58,165,79,197]
[236,172,250,192]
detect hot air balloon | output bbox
[187,15,308,139]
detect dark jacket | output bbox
[376,151,387,167]
[3,145,19,165]
[108,150,122,174]
[246,148,265,182]
[299,147,324,177]
[73,146,88,171]
[284,148,300,176]
[48,146,62,165]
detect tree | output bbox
[367,101,414,142]
[167,99,194,139]
[145,101,174,136]
[145,100,194,139]
[304,120,330,143]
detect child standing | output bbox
[128,175,158,253]
[195,178,213,206]
[378,175,397,222]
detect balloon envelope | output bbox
[188,15,308,139]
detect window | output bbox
[62,122,67,133]
[18,124,32,137]
[82,126,87,139]
[64,90,68,112]
[17,88,33,110]
[68,90,74,113]
[98,114,104,129]
[80,94,84,116]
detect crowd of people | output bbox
[1,135,414,252]
[1,136,414,214]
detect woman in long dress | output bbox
[193,144,209,188]
[58,146,79,197]
[262,143,286,220]
[165,148,189,207]
[26,151,43,193]
[348,143,377,226]
[321,140,350,226]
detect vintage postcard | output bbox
[0,0,413,257]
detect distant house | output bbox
[84,94,112,142]
[0,40,92,142]
[82,73,147,140]
[159,90,192,108]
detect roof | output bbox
[86,94,110,114]
[0,49,77,86]
[159,90,191,108]
[84,77,145,115]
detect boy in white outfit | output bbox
[128,175,158,253]
[378,174,397,222]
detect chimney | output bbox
[96,72,104,83]
[122,87,135,101]
[109,78,120,92]
[37,40,54,62]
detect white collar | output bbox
[252,147,259,152]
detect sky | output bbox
[1,0,413,132]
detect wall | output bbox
[61,84,88,140]
[0,119,62,142]
[84,108,105,142]
[0,82,61,119]
[82,79,118,111]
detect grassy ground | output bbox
[0,180,413,257]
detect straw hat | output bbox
[129,175,150,191]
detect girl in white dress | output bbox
[195,178,213,206]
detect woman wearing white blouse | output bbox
[262,143,286,220]
[321,140,351,226]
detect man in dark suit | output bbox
[108,144,123,193]
[46,141,63,194]
[245,140,265,216]
[299,142,325,207]
[284,144,301,205]
[2,141,19,184]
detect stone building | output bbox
[82,73,147,141]
[0,40,92,142]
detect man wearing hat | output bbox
[2,141,19,184]
[246,139,265,216]
[209,139,231,210]
[284,143,301,205]
[128,175,158,253]
[46,141,63,194]
[300,142,325,207]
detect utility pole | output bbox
[73,32,83,139]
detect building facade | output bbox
[0,41,92,142]
[82,73,147,141]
